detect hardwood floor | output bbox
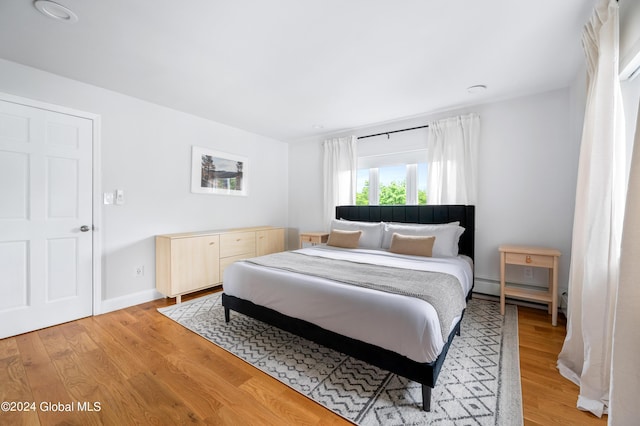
[0,290,608,425]
[518,306,607,426]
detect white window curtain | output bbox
[557,0,626,418]
[323,136,357,229]
[609,100,640,425]
[426,113,479,205]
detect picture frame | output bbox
[191,146,248,196]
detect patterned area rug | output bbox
[158,294,523,425]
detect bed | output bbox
[222,204,475,411]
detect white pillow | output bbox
[330,219,384,249]
[382,223,464,257]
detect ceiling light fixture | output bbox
[466,85,487,94]
[34,0,78,23]
[312,124,325,129]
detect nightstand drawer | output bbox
[504,252,554,268]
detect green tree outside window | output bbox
[356,180,427,205]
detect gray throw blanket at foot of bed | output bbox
[244,251,466,341]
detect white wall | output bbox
[288,140,323,248]
[0,59,289,312]
[477,90,578,295]
[620,0,640,173]
[622,76,640,172]
[620,0,640,78]
[289,88,579,298]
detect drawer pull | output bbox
[526,255,532,263]
[209,242,215,245]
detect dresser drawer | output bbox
[504,252,554,268]
[220,232,256,258]
[220,253,255,280]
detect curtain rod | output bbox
[357,124,429,140]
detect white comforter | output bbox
[223,246,473,363]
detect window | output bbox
[356,150,428,205]
[356,169,370,205]
[379,164,407,205]
[417,163,428,204]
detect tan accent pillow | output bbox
[327,229,362,249]
[389,233,435,257]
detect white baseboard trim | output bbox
[473,277,501,297]
[560,293,568,318]
[98,288,165,315]
[473,277,563,313]
[471,291,554,311]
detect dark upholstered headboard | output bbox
[335,205,475,260]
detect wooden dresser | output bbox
[156,226,284,303]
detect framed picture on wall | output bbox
[191,146,248,196]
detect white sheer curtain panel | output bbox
[426,113,479,205]
[323,136,357,229]
[609,101,640,425]
[557,0,626,417]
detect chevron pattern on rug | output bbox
[159,294,523,425]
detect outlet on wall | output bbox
[103,192,114,205]
[134,265,144,277]
[523,267,534,281]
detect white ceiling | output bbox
[0,0,597,142]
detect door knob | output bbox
[80,225,91,232]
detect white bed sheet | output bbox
[223,246,473,363]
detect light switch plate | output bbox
[103,192,114,205]
[115,189,124,205]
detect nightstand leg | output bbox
[500,252,506,315]
[548,269,552,314]
[551,257,558,326]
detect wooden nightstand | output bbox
[499,245,561,326]
[299,232,329,249]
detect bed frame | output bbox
[222,204,475,411]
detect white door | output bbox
[0,98,94,338]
